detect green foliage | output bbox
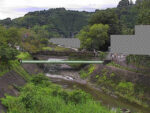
[99,51,107,60]
[88,64,95,74]
[10,60,32,81]
[94,66,149,107]
[0,45,19,64]
[1,73,117,113]
[0,68,9,77]
[136,0,150,24]
[31,73,49,85]
[117,0,130,8]
[80,70,88,79]
[0,18,12,26]
[107,61,136,72]
[17,52,31,60]
[126,55,150,67]
[0,26,20,47]
[0,26,20,69]
[42,46,70,52]
[89,9,121,35]
[116,81,134,95]
[77,24,109,50]
[42,47,53,51]
[80,65,95,79]
[1,8,91,38]
[138,9,150,24]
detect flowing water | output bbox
[45,58,150,113]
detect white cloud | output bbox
[0,0,136,19]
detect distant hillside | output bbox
[0,0,146,39]
[0,8,92,38]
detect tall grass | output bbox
[1,74,120,113]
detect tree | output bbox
[0,45,18,65]
[89,9,121,35]
[0,26,19,66]
[7,8,90,38]
[7,27,20,48]
[137,0,150,24]
[129,0,134,5]
[136,0,143,4]
[32,25,49,38]
[117,0,130,8]
[0,18,12,26]
[77,24,109,50]
[138,10,150,24]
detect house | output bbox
[110,25,150,55]
[49,38,80,49]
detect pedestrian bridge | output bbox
[22,60,104,64]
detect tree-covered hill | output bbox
[0,0,149,40]
[0,8,92,38]
[78,0,150,51]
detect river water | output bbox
[45,58,150,113]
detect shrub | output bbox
[116,82,134,95]
[17,52,31,60]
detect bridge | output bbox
[22,60,104,64]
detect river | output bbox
[45,58,150,113]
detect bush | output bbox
[1,82,117,113]
[80,64,95,79]
[17,52,31,60]
[99,51,107,60]
[116,82,134,95]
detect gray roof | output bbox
[50,38,80,48]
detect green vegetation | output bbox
[0,0,150,112]
[107,61,136,72]
[99,51,107,60]
[94,68,149,108]
[0,68,9,77]
[0,26,20,76]
[10,60,32,81]
[1,73,120,113]
[137,0,150,24]
[77,24,109,50]
[89,9,121,35]
[126,55,150,67]
[126,55,150,74]
[42,46,70,52]
[80,64,95,79]
[0,8,91,38]
[17,52,32,60]
[77,0,149,51]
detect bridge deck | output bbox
[22,60,104,64]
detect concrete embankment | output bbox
[0,71,26,113]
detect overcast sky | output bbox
[0,0,136,19]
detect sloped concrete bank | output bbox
[0,64,42,113]
[0,71,26,113]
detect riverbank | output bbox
[0,62,119,113]
[78,62,150,112]
[42,58,150,113]
[23,54,150,113]
[1,52,150,113]
[0,55,119,113]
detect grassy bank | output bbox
[0,52,32,78]
[1,73,120,113]
[80,64,150,108]
[0,53,120,113]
